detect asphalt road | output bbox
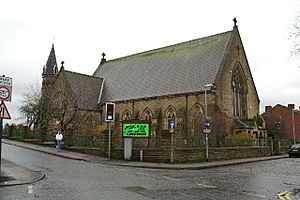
[1,143,300,200]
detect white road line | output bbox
[162,176,181,181]
[28,185,33,194]
[197,183,217,189]
[116,168,127,172]
[242,191,267,198]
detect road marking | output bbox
[116,168,127,172]
[197,183,217,189]
[28,185,33,194]
[278,191,292,200]
[241,191,266,198]
[162,176,181,181]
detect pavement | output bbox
[0,139,287,187]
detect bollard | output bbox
[140,149,143,161]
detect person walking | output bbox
[55,131,63,152]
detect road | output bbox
[1,143,300,200]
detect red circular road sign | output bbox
[0,86,10,100]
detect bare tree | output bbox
[50,91,78,132]
[262,112,286,139]
[19,81,42,129]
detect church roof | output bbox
[64,70,103,110]
[43,44,58,75]
[93,30,233,103]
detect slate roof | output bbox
[43,44,58,75]
[93,30,233,103]
[64,70,103,110]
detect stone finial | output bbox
[61,60,64,68]
[233,17,237,27]
[102,52,106,59]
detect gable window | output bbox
[232,63,247,118]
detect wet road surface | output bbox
[1,143,300,200]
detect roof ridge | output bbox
[105,30,233,63]
[64,70,103,80]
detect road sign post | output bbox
[168,118,175,163]
[0,100,11,174]
[203,119,211,162]
[0,75,12,174]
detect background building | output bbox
[262,104,300,143]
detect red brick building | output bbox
[263,104,300,142]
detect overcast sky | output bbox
[1,0,299,124]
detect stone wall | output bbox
[107,146,272,163]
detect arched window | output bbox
[191,104,204,137]
[232,63,247,118]
[141,108,153,121]
[165,106,176,129]
[122,110,131,120]
[85,115,97,134]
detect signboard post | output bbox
[0,75,12,174]
[168,118,175,163]
[122,120,151,161]
[203,119,211,162]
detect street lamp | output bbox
[204,83,214,162]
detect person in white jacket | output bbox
[55,131,63,152]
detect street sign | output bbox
[203,128,211,134]
[0,76,12,102]
[204,119,211,129]
[0,101,11,119]
[0,86,10,101]
[168,118,175,129]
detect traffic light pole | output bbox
[108,122,111,159]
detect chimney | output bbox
[265,106,272,113]
[288,104,295,110]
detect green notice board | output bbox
[122,121,151,138]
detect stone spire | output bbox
[43,44,58,75]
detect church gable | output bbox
[214,22,260,119]
[62,69,103,111]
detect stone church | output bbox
[41,19,265,154]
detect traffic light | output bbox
[105,102,115,122]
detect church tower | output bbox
[39,44,59,139]
[42,44,58,97]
